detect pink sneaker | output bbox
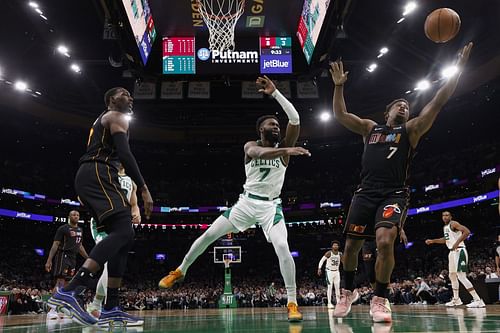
[332,289,359,317]
[369,296,392,323]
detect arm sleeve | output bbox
[112,132,146,189]
[54,226,65,242]
[318,256,327,269]
[271,89,300,125]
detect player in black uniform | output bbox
[330,42,472,323]
[45,210,88,319]
[48,87,153,326]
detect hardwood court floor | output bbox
[1,305,499,332]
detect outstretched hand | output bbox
[256,75,276,95]
[329,61,349,86]
[457,42,473,70]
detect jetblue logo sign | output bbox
[260,54,292,74]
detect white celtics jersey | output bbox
[326,251,342,271]
[118,174,133,202]
[444,223,465,250]
[243,148,287,199]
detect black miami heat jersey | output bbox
[79,111,123,169]
[54,224,83,259]
[360,124,414,187]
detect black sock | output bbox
[344,271,355,291]
[63,267,95,293]
[374,281,389,298]
[104,288,119,310]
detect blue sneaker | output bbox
[98,307,144,327]
[47,289,97,326]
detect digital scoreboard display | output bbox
[296,0,332,64]
[122,0,157,65]
[162,36,292,75]
[259,37,292,74]
[163,37,196,74]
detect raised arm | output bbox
[330,61,376,137]
[244,141,310,160]
[407,42,473,147]
[256,76,300,148]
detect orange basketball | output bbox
[424,8,461,43]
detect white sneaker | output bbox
[445,298,463,307]
[87,303,102,319]
[327,303,335,309]
[47,308,59,320]
[466,299,485,308]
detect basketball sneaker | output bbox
[46,307,59,320]
[86,303,102,319]
[287,302,303,322]
[97,307,144,327]
[332,289,359,318]
[466,299,485,308]
[48,289,97,326]
[327,303,335,309]
[158,268,184,289]
[445,298,463,307]
[369,296,392,323]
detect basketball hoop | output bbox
[197,0,245,51]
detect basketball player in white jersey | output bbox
[158,76,310,321]
[425,211,485,308]
[87,165,141,319]
[317,241,342,309]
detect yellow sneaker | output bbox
[158,268,184,289]
[287,302,303,322]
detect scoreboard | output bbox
[162,36,292,75]
[162,37,196,74]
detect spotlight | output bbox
[35,8,42,14]
[397,17,405,24]
[70,63,81,73]
[28,2,39,8]
[57,45,70,57]
[319,112,331,122]
[441,65,458,78]
[14,81,28,91]
[415,80,430,91]
[366,63,378,73]
[403,1,417,16]
[379,47,389,54]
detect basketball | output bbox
[424,8,461,43]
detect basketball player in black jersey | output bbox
[330,42,472,323]
[48,87,153,326]
[45,210,88,320]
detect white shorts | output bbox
[90,218,107,244]
[448,247,468,273]
[223,194,284,242]
[326,270,340,286]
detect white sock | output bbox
[450,273,460,299]
[327,281,333,305]
[268,221,297,304]
[179,215,237,275]
[457,272,480,301]
[92,263,108,308]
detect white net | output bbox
[197,0,245,51]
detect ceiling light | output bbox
[441,65,458,78]
[366,63,378,72]
[380,47,389,54]
[35,8,42,14]
[70,63,81,73]
[57,45,70,57]
[40,14,47,20]
[397,17,405,24]
[415,80,430,91]
[28,2,39,8]
[319,112,331,122]
[403,1,417,16]
[14,81,28,91]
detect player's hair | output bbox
[68,210,79,217]
[442,210,452,217]
[384,98,409,120]
[332,240,340,246]
[256,115,279,136]
[104,87,124,107]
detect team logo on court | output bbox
[197,48,211,61]
[383,204,401,218]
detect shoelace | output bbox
[372,299,389,313]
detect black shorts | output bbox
[52,252,77,279]
[344,186,409,239]
[75,162,130,231]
